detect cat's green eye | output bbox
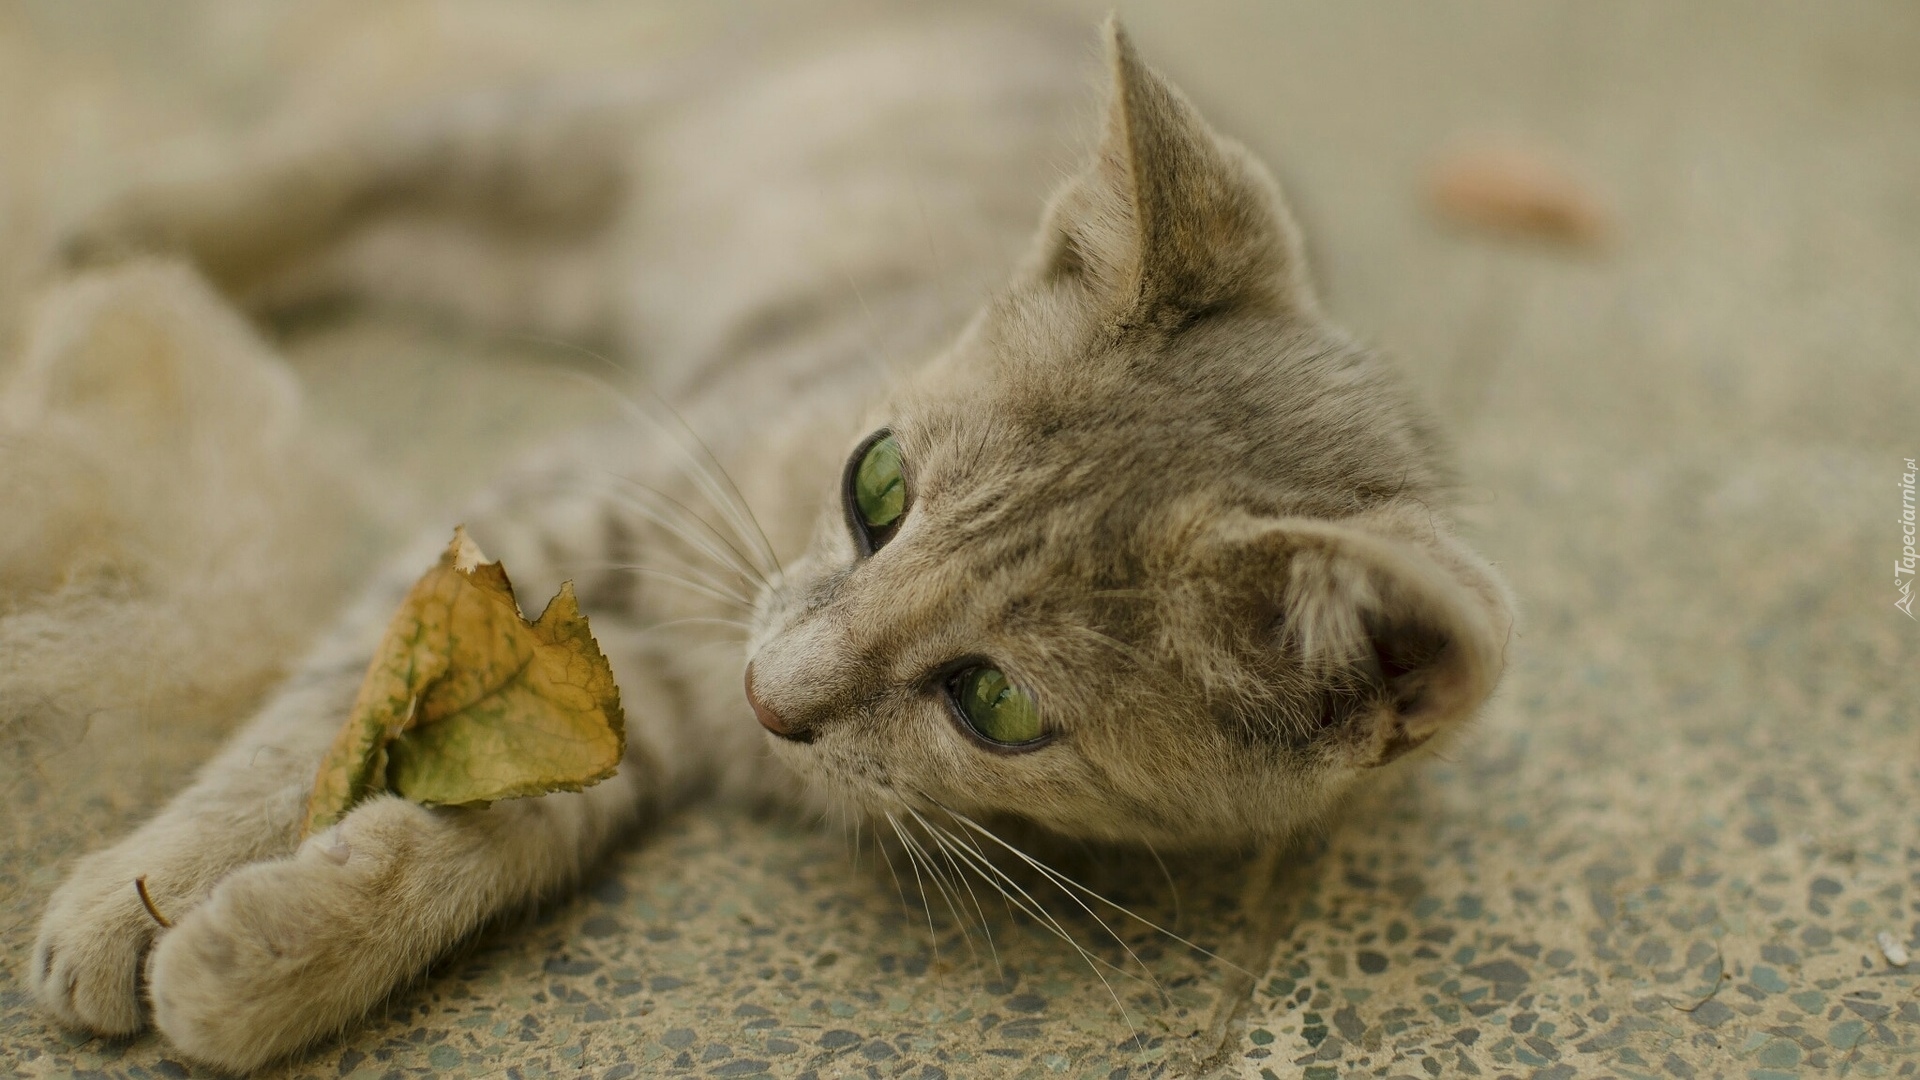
[854,435,905,528]
[951,666,1045,746]
[844,431,907,554]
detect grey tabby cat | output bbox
[31,12,1512,1072]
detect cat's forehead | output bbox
[892,308,1445,540]
[896,415,1178,588]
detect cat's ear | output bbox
[1224,517,1509,767]
[1022,18,1316,326]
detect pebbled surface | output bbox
[3,2,1917,1078]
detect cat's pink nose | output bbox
[744,662,796,739]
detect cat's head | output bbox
[744,21,1512,848]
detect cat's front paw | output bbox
[31,850,171,1036]
[149,804,432,1073]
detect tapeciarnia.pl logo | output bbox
[1899,457,1917,619]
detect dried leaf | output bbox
[303,527,624,835]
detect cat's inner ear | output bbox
[1234,519,1507,767]
[1025,19,1315,326]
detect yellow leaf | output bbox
[303,527,625,836]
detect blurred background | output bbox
[2,2,1916,1077]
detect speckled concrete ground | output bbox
[3,3,1917,1078]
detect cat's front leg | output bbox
[29,654,366,1038]
[30,543,429,1041]
[146,771,644,1073]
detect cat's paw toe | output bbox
[147,900,283,1071]
[149,832,380,1072]
[31,863,161,1036]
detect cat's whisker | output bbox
[529,357,783,586]
[915,819,1086,954]
[898,807,1006,976]
[604,488,766,592]
[833,266,901,388]
[910,816,1142,1037]
[602,494,753,585]
[933,810,1162,1002]
[1141,839,1182,931]
[939,806,1251,979]
[584,563,754,611]
[909,182,946,308]
[884,813,938,949]
[620,390,784,584]
[871,815,917,935]
[622,553,756,607]
[630,616,752,644]
[609,475,771,589]
[883,813,947,956]
[614,444,776,589]
[938,841,1129,987]
[606,481,767,589]
[911,813,1004,977]
[889,813,984,970]
[623,565,753,611]
[904,809,1144,992]
[562,553,745,599]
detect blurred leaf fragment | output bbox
[1429,138,1611,247]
